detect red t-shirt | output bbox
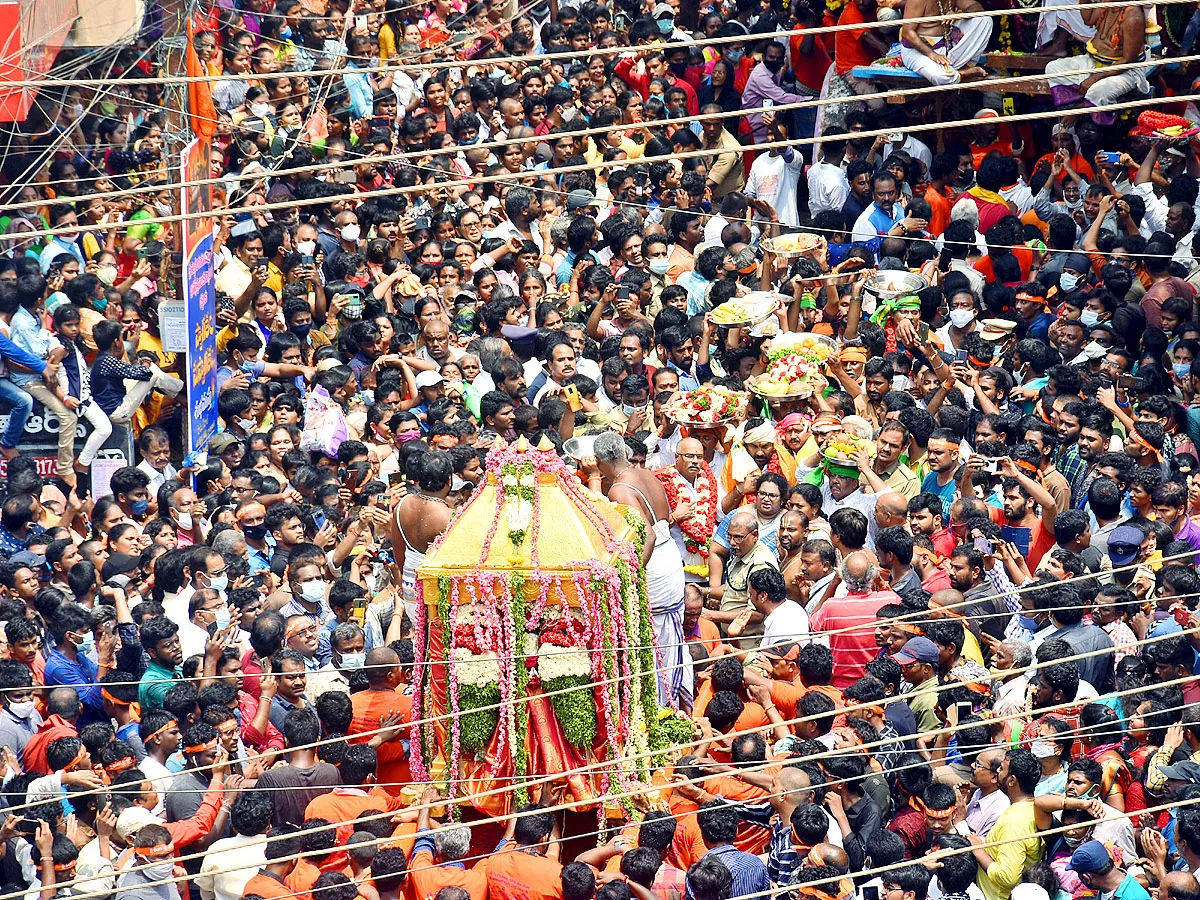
[790,28,832,93]
[988,507,1055,571]
[835,4,877,75]
[809,591,900,687]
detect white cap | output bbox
[415,371,445,390]
[116,806,163,842]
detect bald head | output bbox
[730,509,759,532]
[777,765,812,797]
[929,589,964,612]
[1160,871,1199,900]
[839,551,878,594]
[811,844,849,873]
[366,647,400,687]
[875,492,909,528]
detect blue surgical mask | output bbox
[208,575,229,594]
[726,49,743,63]
[280,25,293,39]
[339,651,366,670]
[131,499,149,517]
[94,296,109,312]
[1079,308,1100,327]
[1018,614,1040,631]
[657,17,674,33]
[1060,273,1080,293]
[74,632,95,655]
[214,606,232,630]
[240,361,257,374]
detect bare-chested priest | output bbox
[899,0,992,85]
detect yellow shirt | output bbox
[977,799,1041,900]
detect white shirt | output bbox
[806,160,849,219]
[137,756,173,816]
[179,619,211,661]
[1000,180,1035,216]
[851,202,904,247]
[745,150,804,227]
[883,135,932,171]
[760,600,810,647]
[198,833,268,900]
[485,219,544,254]
[137,459,178,498]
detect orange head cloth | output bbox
[104,756,136,776]
[839,347,868,364]
[1130,427,1164,462]
[102,688,142,722]
[184,738,219,755]
[145,720,176,746]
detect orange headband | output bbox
[924,805,956,821]
[967,355,990,368]
[62,746,87,772]
[914,546,946,567]
[105,756,136,775]
[1015,459,1040,477]
[184,738,219,754]
[53,862,75,872]
[216,721,239,736]
[137,843,175,858]
[896,622,924,635]
[102,689,129,706]
[286,618,314,638]
[146,721,176,745]
[839,347,868,363]
[796,887,840,900]
[1131,428,1164,462]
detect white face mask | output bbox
[251,102,270,117]
[154,201,172,217]
[340,223,361,243]
[8,700,35,719]
[1079,307,1099,327]
[175,512,193,530]
[296,239,316,256]
[96,264,118,286]
[648,258,671,275]
[339,651,366,670]
[1030,740,1058,759]
[948,308,976,329]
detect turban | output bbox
[743,420,777,445]
[839,346,868,364]
[868,294,921,326]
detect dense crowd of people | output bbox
[2,0,1200,899]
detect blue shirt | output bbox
[694,845,769,900]
[921,469,960,525]
[43,647,103,727]
[8,307,54,387]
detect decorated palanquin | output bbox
[412,437,687,817]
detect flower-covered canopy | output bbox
[411,437,668,818]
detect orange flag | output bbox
[185,19,216,142]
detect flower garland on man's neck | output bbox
[654,463,719,558]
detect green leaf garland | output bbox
[458,682,501,753]
[543,674,598,748]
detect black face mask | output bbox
[669,61,687,76]
[243,523,268,541]
[763,56,785,73]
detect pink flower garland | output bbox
[409,578,430,783]
[478,489,505,567]
[446,578,463,803]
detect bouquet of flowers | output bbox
[649,708,698,766]
[537,616,597,749]
[451,621,501,753]
[664,386,745,425]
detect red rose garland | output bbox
[654,464,718,557]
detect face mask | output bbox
[763,56,784,73]
[208,574,229,593]
[72,103,84,117]
[648,258,671,276]
[1018,614,1040,631]
[341,223,361,242]
[96,264,117,286]
[239,360,257,374]
[339,651,366,670]
[243,522,268,540]
[74,632,96,655]
[236,417,257,433]
[299,580,326,603]
[280,25,293,38]
[175,512,193,530]
[669,61,687,76]
[251,102,270,118]
[214,606,232,630]
[657,18,674,33]
[291,323,312,340]
[726,49,743,63]
[154,201,172,217]
[949,308,976,329]
[1174,362,1191,380]
[131,499,149,517]
[139,860,176,883]
[622,403,645,416]
[518,314,529,327]
[1060,273,1080,293]
[1063,833,1088,848]
[1079,307,1100,327]
[1030,740,1058,759]
[8,700,35,719]
[296,240,316,256]
[94,296,109,312]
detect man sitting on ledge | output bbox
[1044,0,1149,125]
[899,0,992,85]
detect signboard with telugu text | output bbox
[181,138,218,455]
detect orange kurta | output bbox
[243,871,293,900]
[408,842,489,900]
[349,689,413,793]
[484,843,564,900]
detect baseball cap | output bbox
[566,189,601,212]
[652,2,675,16]
[208,432,240,454]
[415,371,445,390]
[761,642,801,661]
[116,806,163,842]
[8,550,45,570]
[891,636,940,665]
[1156,760,1200,784]
[101,554,141,582]
[1067,840,1115,875]
[451,475,469,492]
[1107,524,1145,566]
